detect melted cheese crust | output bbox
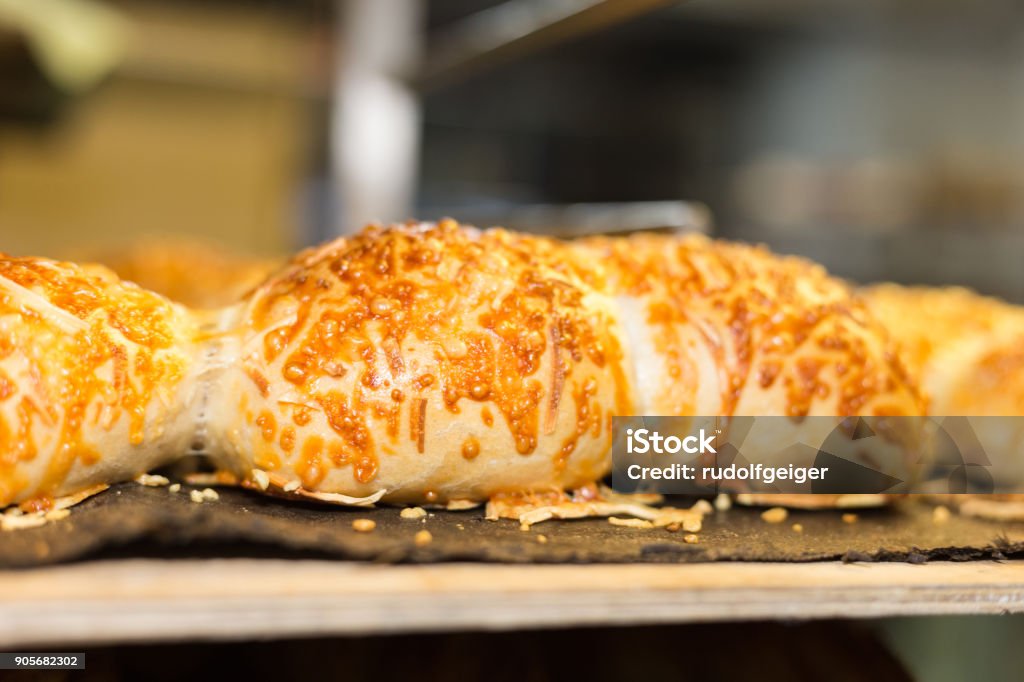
[573,234,924,418]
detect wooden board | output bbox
[3,559,1024,647]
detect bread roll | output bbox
[863,284,1024,496]
[207,222,926,504]
[205,222,636,503]
[84,237,280,309]
[574,234,927,507]
[0,256,200,507]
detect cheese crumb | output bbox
[536,534,548,544]
[683,534,699,544]
[651,508,703,532]
[714,493,732,511]
[842,513,858,524]
[251,470,270,491]
[169,483,181,493]
[1,513,46,531]
[135,474,170,487]
[400,506,427,520]
[414,529,432,546]
[283,480,301,492]
[352,518,376,533]
[665,522,681,533]
[761,507,788,524]
[190,490,205,504]
[932,505,951,524]
[792,523,804,533]
[608,517,654,529]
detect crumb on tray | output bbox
[352,518,376,533]
[608,517,654,529]
[251,469,270,491]
[135,474,170,487]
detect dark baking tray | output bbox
[3,483,1024,568]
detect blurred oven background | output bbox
[2,0,1024,299]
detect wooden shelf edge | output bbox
[3,559,1024,647]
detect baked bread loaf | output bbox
[573,233,927,508]
[0,221,928,509]
[0,255,200,507]
[863,284,1024,499]
[207,221,926,504]
[205,223,636,503]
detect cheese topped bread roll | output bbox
[0,256,200,507]
[863,284,1024,498]
[206,222,636,503]
[84,238,280,309]
[206,222,925,504]
[863,284,1024,416]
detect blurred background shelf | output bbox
[3,0,1024,303]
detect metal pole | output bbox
[331,0,423,234]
